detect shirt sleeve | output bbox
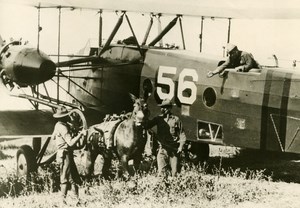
[56,123,73,146]
[176,118,186,146]
[240,52,256,72]
[214,58,230,74]
[146,116,158,129]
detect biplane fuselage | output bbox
[70,44,300,154]
[3,0,300,179]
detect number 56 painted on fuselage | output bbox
[156,66,199,105]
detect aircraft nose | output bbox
[14,48,56,85]
[38,58,56,82]
[0,45,57,87]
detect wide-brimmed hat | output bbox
[53,106,70,118]
[226,43,237,53]
[158,99,173,107]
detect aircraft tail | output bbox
[0,35,3,46]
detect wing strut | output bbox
[124,14,143,57]
[37,4,41,52]
[178,16,186,50]
[57,6,62,105]
[142,15,153,45]
[148,16,179,47]
[227,18,231,43]
[157,14,163,47]
[98,10,103,50]
[199,17,204,52]
[98,12,143,57]
[99,12,125,56]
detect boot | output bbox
[72,184,81,206]
[60,184,68,205]
[72,184,79,198]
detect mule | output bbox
[85,94,150,178]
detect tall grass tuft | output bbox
[0,164,61,197]
[0,150,12,160]
[82,164,272,207]
[0,174,25,197]
[0,143,20,151]
[0,159,274,207]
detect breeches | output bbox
[157,147,180,177]
[60,151,81,185]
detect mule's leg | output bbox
[120,155,133,177]
[85,147,98,178]
[101,151,112,179]
[83,147,99,196]
[102,158,112,179]
[133,156,141,172]
[132,149,146,174]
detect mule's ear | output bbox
[129,93,137,102]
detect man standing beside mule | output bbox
[147,99,186,177]
[51,106,87,206]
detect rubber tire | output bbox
[69,109,87,149]
[16,145,37,178]
[32,137,41,156]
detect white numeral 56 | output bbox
[156,66,198,105]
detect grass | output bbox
[0,150,12,160]
[1,143,300,207]
[0,144,19,151]
[0,157,276,208]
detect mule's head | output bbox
[129,93,150,126]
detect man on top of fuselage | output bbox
[207,43,261,78]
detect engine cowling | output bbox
[0,42,56,87]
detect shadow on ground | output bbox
[206,147,300,183]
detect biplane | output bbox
[1,0,300,178]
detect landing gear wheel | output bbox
[16,145,37,179]
[186,142,210,165]
[69,109,87,149]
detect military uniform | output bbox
[147,99,186,177]
[207,43,261,78]
[51,107,85,205]
[53,121,82,186]
[215,50,261,73]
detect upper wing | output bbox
[1,0,300,19]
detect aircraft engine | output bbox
[0,42,56,87]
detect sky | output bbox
[1,1,300,68]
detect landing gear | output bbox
[69,109,88,149]
[16,145,37,178]
[185,142,210,165]
[15,107,87,179]
[32,137,41,156]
